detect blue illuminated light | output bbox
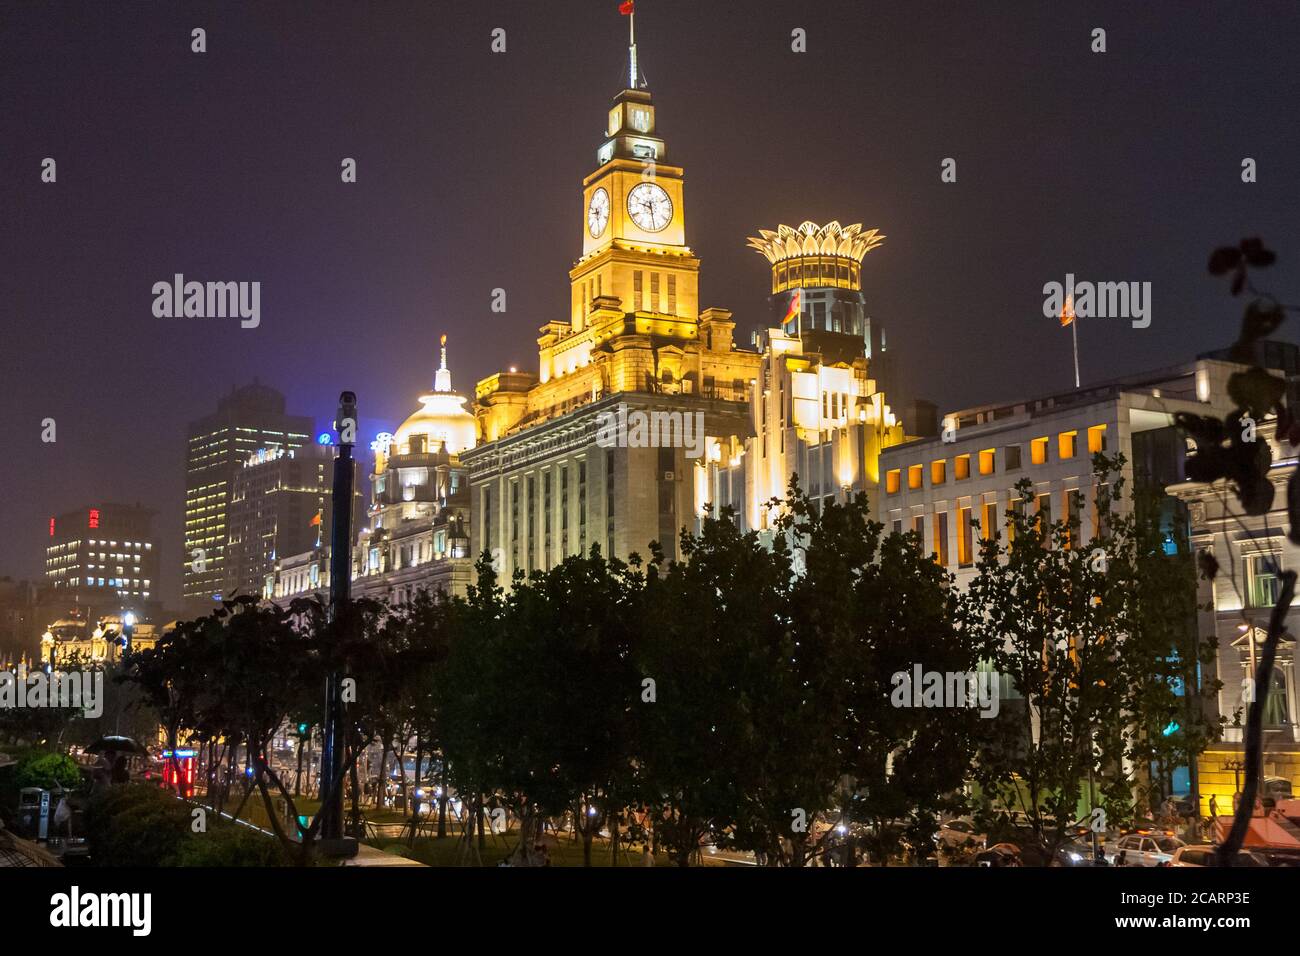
[317,433,334,445]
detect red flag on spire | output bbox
[620,1,635,14]
[1059,294,1075,328]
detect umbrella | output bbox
[84,736,147,756]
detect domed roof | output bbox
[392,336,476,456]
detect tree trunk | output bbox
[375,742,388,809]
[294,738,304,797]
[437,761,448,838]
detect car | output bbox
[934,819,986,849]
[974,842,1022,867]
[1055,838,1108,866]
[1169,845,1267,867]
[1110,832,1185,866]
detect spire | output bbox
[620,1,645,89]
[434,334,452,393]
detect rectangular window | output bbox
[934,512,949,566]
[980,501,998,542]
[1031,437,1049,465]
[978,449,995,475]
[1036,493,1052,546]
[1058,431,1078,459]
[1247,554,1282,608]
[908,465,923,490]
[1009,496,1025,543]
[886,469,901,494]
[1088,424,1107,454]
[931,460,946,485]
[1005,445,1022,470]
[668,275,677,314]
[892,519,903,536]
[955,454,971,480]
[958,507,973,566]
[1064,489,1083,549]
[651,272,661,311]
[912,514,925,542]
[634,271,643,310]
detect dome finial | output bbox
[435,335,451,392]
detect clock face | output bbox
[587,188,610,238]
[627,182,672,233]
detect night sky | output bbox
[3,0,1297,608]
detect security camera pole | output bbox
[319,390,358,855]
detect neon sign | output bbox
[88,509,100,529]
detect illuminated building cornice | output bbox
[747,221,886,294]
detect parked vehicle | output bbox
[933,818,986,849]
[974,842,1022,867]
[1169,845,1266,867]
[1110,832,1185,866]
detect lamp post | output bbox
[318,391,359,856]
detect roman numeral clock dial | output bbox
[627,181,672,232]
[587,187,610,238]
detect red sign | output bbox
[88,508,100,529]
[49,517,55,537]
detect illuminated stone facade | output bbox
[351,338,476,602]
[39,613,165,666]
[464,71,760,575]
[742,221,908,530]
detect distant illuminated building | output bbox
[741,221,909,529]
[225,442,363,601]
[183,383,312,615]
[39,612,167,666]
[45,503,161,624]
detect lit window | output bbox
[886,469,901,494]
[1058,431,1078,459]
[931,460,947,485]
[980,501,998,542]
[1087,425,1107,454]
[958,507,973,566]
[978,449,995,475]
[1031,438,1049,465]
[934,512,949,566]
[955,454,971,480]
[908,465,923,490]
[1247,555,1282,608]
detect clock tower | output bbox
[569,22,696,332]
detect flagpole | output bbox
[1072,317,1080,389]
[629,10,637,89]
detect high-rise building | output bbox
[44,502,161,624]
[183,383,312,614]
[463,27,760,575]
[225,442,363,601]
